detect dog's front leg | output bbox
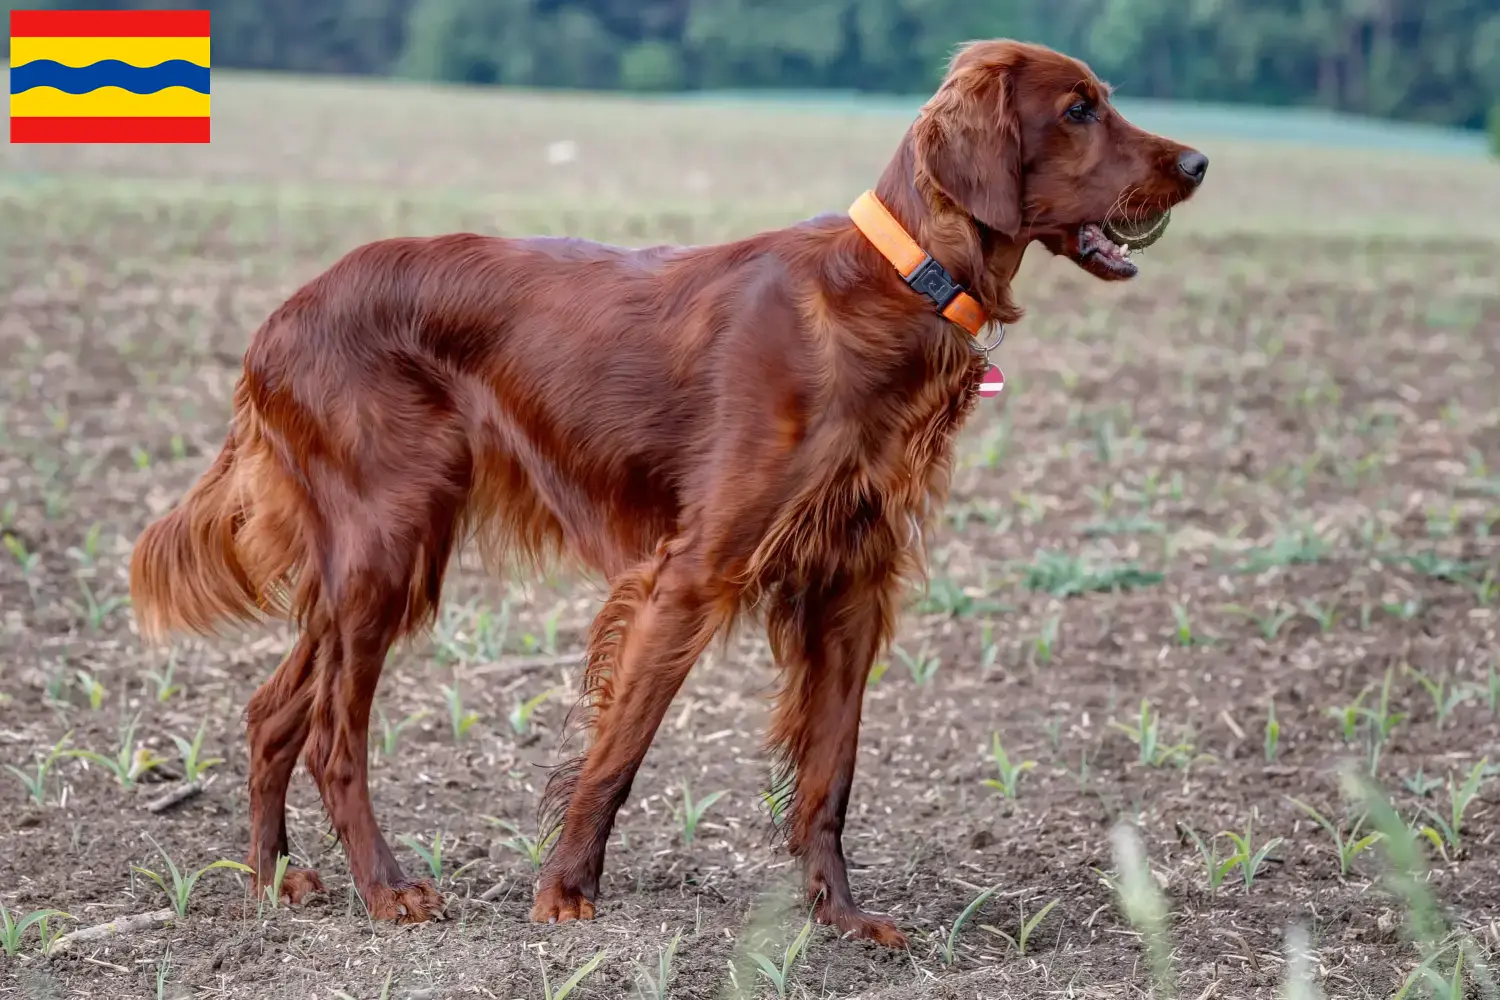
[532,542,727,923]
[767,572,908,949]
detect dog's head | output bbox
[912,39,1207,281]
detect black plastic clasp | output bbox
[903,254,964,312]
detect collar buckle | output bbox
[903,254,964,312]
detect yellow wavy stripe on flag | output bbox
[9,37,210,68]
[9,86,210,118]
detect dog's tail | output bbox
[130,386,310,643]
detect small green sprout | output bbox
[749,918,813,995]
[981,896,1059,956]
[942,882,1001,965]
[170,719,223,784]
[1417,757,1490,856]
[397,831,445,880]
[442,679,479,742]
[6,730,73,806]
[980,732,1036,799]
[131,834,252,917]
[1287,798,1383,877]
[673,780,728,845]
[0,905,72,956]
[539,948,607,1000]
[508,688,556,735]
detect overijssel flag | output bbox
[9,8,210,144]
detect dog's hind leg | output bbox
[301,462,469,923]
[245,632,324,903]
[766,571,907,948]
[531,538,730,923]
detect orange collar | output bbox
[848,190,988,336]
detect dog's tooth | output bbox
[1120,243,1130,254]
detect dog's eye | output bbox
[1066,102,1095,123]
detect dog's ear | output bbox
[913,61,1023,239]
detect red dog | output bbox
[131,39,1205,946]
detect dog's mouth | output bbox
[1048,211,1171,282]
[1075,222,1138,279]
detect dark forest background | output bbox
[6,0,1500,132]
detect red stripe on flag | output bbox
[10,116,211,143]
[9,9,210,37]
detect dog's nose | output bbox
[1177,149,1209,186]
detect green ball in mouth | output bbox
[1102,210,1171,250]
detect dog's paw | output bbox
[530,880,597,924]
[254,866,326,906]
[816,901,908,949]
[362,879,446,923]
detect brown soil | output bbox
[2,78,1499,1000]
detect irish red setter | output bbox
[131,39,1206,946]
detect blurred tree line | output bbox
[6,0,1499,130]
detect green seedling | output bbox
[761,776,792,829]
[1109,698,1198,768]
[1382,597,1423,621]
[893,644,940,686]
[3,532,41,583]
[1183,827,1241,896]
[673,780,728,845]
[1106,823,1175,996]
[1341,770,1453,969]
[1287,798,1383,877]
[916,575,1008,617]
[1359,667,1406,776]
[442,679,480,741]
[1020,550,1163,598]
[508,688,555,735]
[748,917,813,997]
[397,831,445,880]
[75,670,105,710]
[942,882,1001,965]
[376,706,429,756]
[1264,702,1281,762]
[1299,598,1340,633]
[131,835,252,917]
[980,732,1036,799]
[539,948,607,1000]
[981,896,1059,956]
[65,522,103,568]
[170,719,223,784]
[541,602,565,655]
[1237,526,1327,573]
[262,853,291,908]
[1221,814,1283,893]
[866,659,889,687]
[1225,601,1297,640]
[978,622,1000,671]
[1403,765,1444,798]
[1404,664,1470,729]
[34,913,69,956]
[486,817,558,870]
[1327,685,1373,742]
[1417,758,1490,856]
[1169,601,1199,646]
[334,971,394,1000]
[1033,615,1061,664]
[632,929,682,1000]
[63,713,165,789]
[6,730,73,806]
[73,578,128,629]
[0,905,71,957]
[144,653,182,702]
